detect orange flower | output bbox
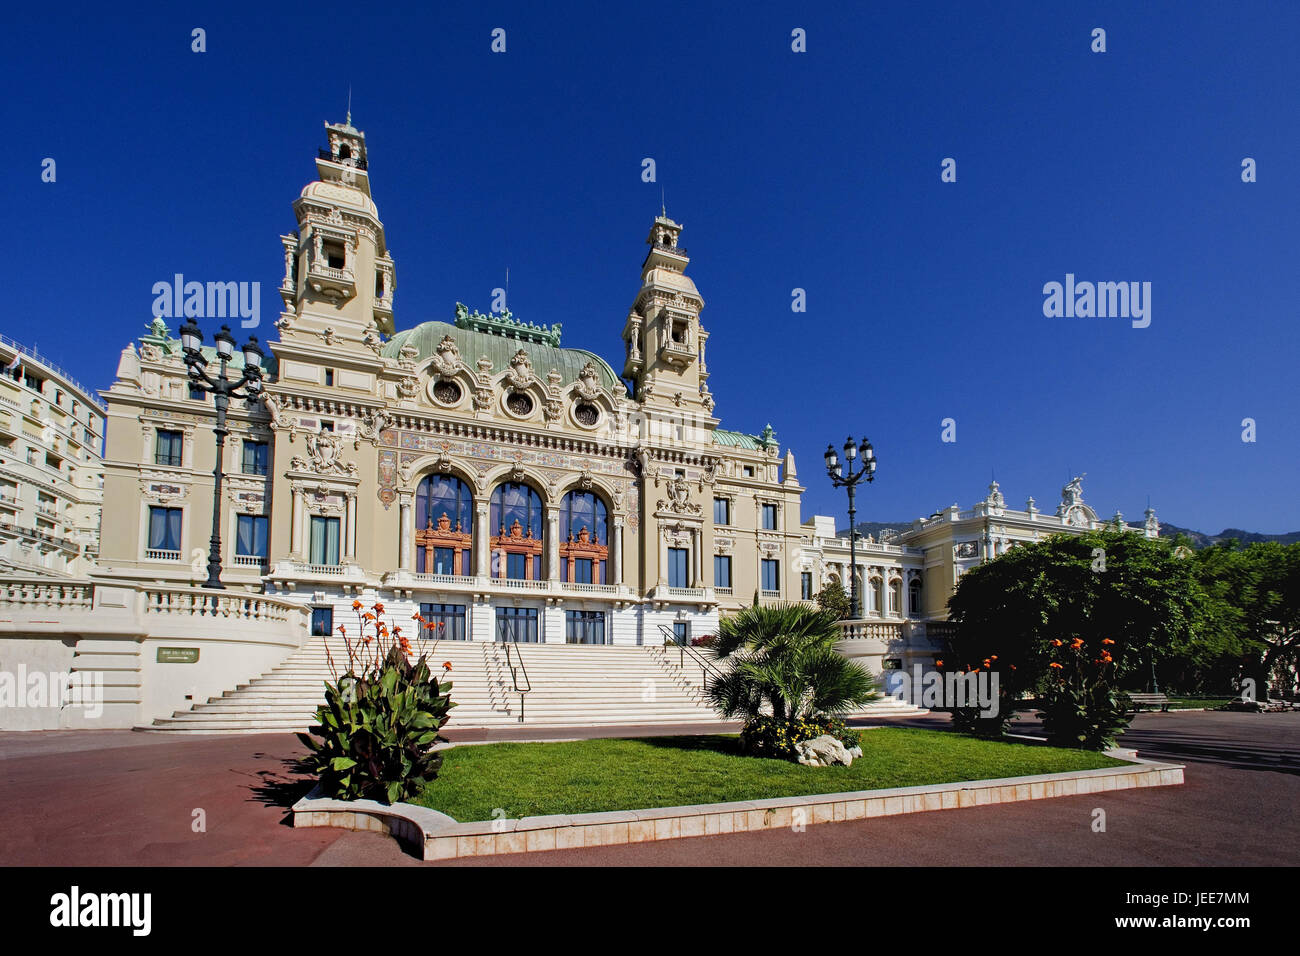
[442,661,453,671]
[1009,664,1017,670]
[337,624,346,634]
[1051,639,1064,647]
[362,612,375,623]
[935,660,944,667]
[373,602,385,615]
[1101,638,1115,645]
[1049,662,1063,669]
[1070,638,1085,649]
[989,655,997,661]
[364,636,373,645]
[393,625,402,636]
[352,599,363,611]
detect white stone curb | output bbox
[291,749,1183,861]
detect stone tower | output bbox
[275,118,396,355]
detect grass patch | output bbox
[413,727,1127,822]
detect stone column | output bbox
[475,502,490,578]
[397,493,412,571]
[611,519,624,586]
[289,486,302,557]
[345,492,358,561]
[658,527,668,587]
[691,528,702,587]
[546,506,560,583]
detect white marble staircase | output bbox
[140,636,926,734]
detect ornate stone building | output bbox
[97,119,805,646]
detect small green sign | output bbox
[157,647,200,664]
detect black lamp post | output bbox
[824,436,876,619]
[178,321,265,590]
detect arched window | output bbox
[491,481,544,580]
[864,576,877,614]
[560,490,608,584]
[888,579,901,615]
[415,474,472,575]
[908,578,922,615]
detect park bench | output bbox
[1127,692,1172,712]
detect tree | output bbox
[945,530,1214,701]
[1194,541,1300,700]
[813,578,853,620]
[705,603,876,754]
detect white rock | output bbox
[796,734,852,767]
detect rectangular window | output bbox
[714,554,732,588]
[309,515,341,566]
[310,606,333,637]
[430,547,457,575]
[506,552,528,580]
[761,503,778,530]
[154,429,183,467]
[147,506,182,554]
[496,606,539,643]
[419,603,467,641]
[565,610,607,645]
[713,497,730,525]
[761,558,780,592]
[319,419,334,432]
[241,440,269,476]
[574,557,593,584]
[189,383,207,401]
[672,621,690,645]
[324,369,335,387]
[801,571,813,600]
[235,515,268,558]
[742,466,754,478]
[667,547,690,588]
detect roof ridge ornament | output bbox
[453,302,562,347]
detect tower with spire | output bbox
[275,117,396,353]
[621,214,714,421]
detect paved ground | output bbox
[0,711,1295,866]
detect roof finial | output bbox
[661,187,666,218]
[346,85,352,126]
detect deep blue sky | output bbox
[6,2,1298,532]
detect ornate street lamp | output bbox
[179,321,265,589]
[825,436,876,619]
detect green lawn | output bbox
[413,728,1127,822]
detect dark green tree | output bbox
[813,578,853,620]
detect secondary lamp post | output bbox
[178,321,265,590]
[825,436,877,619]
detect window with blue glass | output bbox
[491,481,544,580]
[496,606,539,643]
[761,503,778,530]
[667,547,689,587]
[713,497,730,525]
[761,558,780,591]
[419,603,467,641]
[714,554,732,588]
[309,516,341,566]
[235,515,268,557]
[565,610,606,645]
[241,440,269,476]
[671,621,690,645]
[560,490,608,584]
[147,506,182,553]
[415,473,473,575]
[801,571,813,600]
[154,429,183,467]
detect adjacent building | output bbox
[0,335,105,577]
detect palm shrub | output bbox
[297,601,456,803]
[705,603,877,758]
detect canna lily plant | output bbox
[297,601,456,803]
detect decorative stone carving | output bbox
[543,398,563,423]
[476,355,494,375]
[504,349,535,389]
[398,376,419,399]
[355,409,391,448]
[431,335,461,377]
[656,474,702,516]
[318,327,337,346]
[574,362,602,401]
[398,343,421,371]
[290,428,358,477]
[362,324,384,354]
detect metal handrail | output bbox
[498,619,532,722]
[656,623,725,690]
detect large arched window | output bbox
[415,474,472,575]
[560,490,608,584]
[491,481,544,580]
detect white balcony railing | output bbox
[144,548,182,562]
[498,578,550,591]
[666,586,705,599]
[715,586,734,597]
[232,554,268,568]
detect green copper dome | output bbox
[382,309,626,396]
